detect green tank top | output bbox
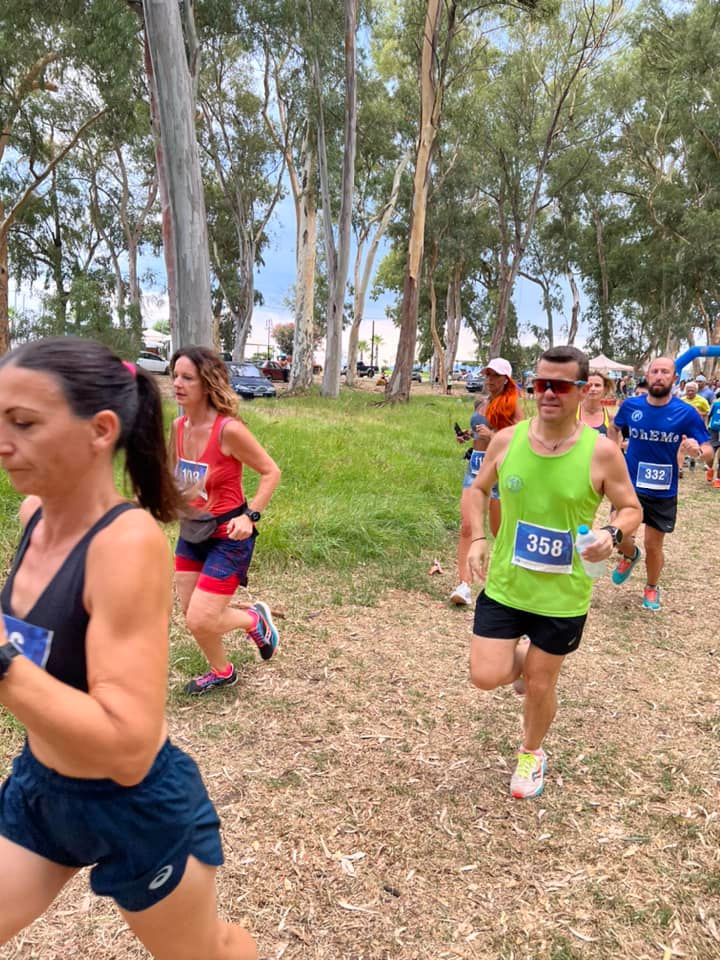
[485,420,602,617]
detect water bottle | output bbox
[575,525,606,579]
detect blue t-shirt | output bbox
[709,399,720,432]
[614,395,709,499]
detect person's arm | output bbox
[682,409,713,464]
[0,510,172,785]
[466,429,513,581]
[167,418,178,473]
[222,419,281,541]
[582,439,642,562]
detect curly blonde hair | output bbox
[170,346,239,416]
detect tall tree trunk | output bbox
[566,264,580,344]
[0,199,8,354]
[232,238,255,361]
[322,0,358,398]
[428,243,447,393]
[593,209,610,354]
[143,0,212,349]
[444,264,463,380]
[386,0,446,402]
[290,128,318,391]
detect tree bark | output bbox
[322,0,358,398]
[592,208,611,354]
[386,0,448,402]
[0,199,8,354]
[143,0,212,349]
[289,126,318,391]
[444,263,463,380]
[566,264,580,344]
[428,243,447,393]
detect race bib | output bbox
[512,521,573,575]
[636,461,672,491]
[177,458,209,500]
[469,450,485,477]
[3,614,53,669]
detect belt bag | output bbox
[179,505,248,544]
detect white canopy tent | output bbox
[588,353,634,375]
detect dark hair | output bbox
[0,336,183,522]
[539,345,589,381]
[170,345,238,416]
[636,378,648,389]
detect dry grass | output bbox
[2,472,720,959]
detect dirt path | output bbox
[3,474,719,960]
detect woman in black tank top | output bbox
[0,338,257,959]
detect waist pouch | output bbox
[179,505,248,544]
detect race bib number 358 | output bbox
[512,521,574,575]
[3,614,53,669]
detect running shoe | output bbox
[611,546,642,585]
[642,585,661,611]
[247,602,279,661]
[185,665,238,695]
[510,749,547,799]
[449,582,472,606]
[706,467,715,483]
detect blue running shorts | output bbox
[0,740,223,912]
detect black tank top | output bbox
[0,503,136,692]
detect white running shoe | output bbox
[449,581,472,606]
[510,749,547,799]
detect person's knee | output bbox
[524,671,557,700]
[469,663,507,691]
[185,606,218,640]
[213,922,257,960]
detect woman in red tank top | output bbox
[171,347,281,696]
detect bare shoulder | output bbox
[18,496,42,527]
[89,506,170,567]
[593,434,623,466]
[491,423,520,451]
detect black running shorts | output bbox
[473,591,587,657]
[637,493,677,534]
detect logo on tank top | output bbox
[505,475,523,493]
[631,409,644,422]
[148,864,174,890]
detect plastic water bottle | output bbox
[575,525,606,579]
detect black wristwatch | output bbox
[0,642,21,680]
[245,509,262,523]
[602,525,623,546]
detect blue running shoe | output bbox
[248,602,279,661]
[185,665,238,695]
[611,546,642,585]
[642,585,661,611]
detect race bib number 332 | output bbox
[512,521,574,575]
[636,461,672,491]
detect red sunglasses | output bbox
[533,377,587,395]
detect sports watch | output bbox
[601,525,623,546]
[0,642,21,680]
[245,509,262,523]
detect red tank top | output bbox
[176,414,245,537]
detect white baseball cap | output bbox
[484,358,512,378]
[695,374,707,382]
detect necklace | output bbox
[530,418,580,453]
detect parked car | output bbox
[465,373,485,393]
[342,361,377,378]
[136,351,169,375]
[261,360,290,382]
[411,369,422,382]
[225,362,277,400]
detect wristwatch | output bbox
[602,525,623,546]
[0,642,21,680]
[245,509,262,523]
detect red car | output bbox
[261,360,290,382]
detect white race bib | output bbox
[636,461,672,491]
[177,458,209,500]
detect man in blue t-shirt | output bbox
[611,356,712,610]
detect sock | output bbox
[246,609,260,632]
[215,662,234,679]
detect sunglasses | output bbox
[533,377,587,395]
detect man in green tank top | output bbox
[467,346,642,800]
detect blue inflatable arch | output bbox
[674,345,720,377]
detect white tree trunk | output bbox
[322,0,358,398]
[444,266,463,379]
[290,128,318,391]
[143,0,212,349]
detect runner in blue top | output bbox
[610,356,712,610]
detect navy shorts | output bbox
[175,533,256,595]
[637,493,677,534]
[0,740,223,912]
[473,591,587,656]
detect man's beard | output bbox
[649,382,673,398]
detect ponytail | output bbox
[124,366,185,522]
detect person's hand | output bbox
[468,539,489,582]
[581,529,614,562]
[476,425,493,442]
[681,434,702,458]
[226,515,255,541]
[456,430,471,444]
